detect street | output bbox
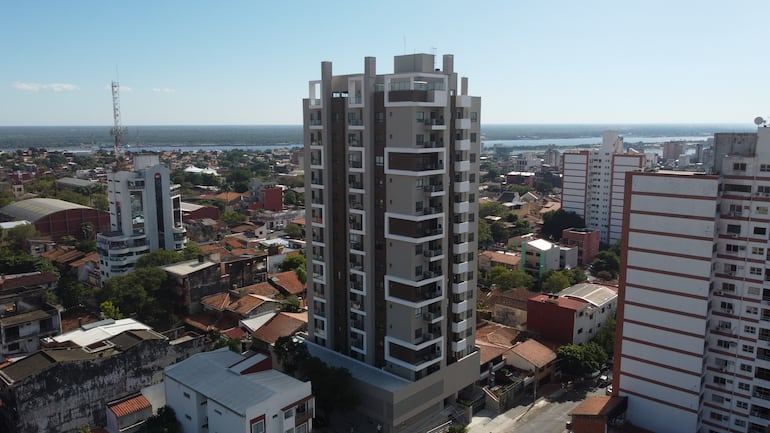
[467,383,605,433]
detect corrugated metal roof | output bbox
[50,318,151,347]
[559,283,618,307]
[164,348,306,416]
[0,198,90,222]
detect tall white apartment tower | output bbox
[562,131,644,244]
[97,154,187,281]
[302,54,481,432]
[615,126,770,433]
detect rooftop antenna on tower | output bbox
[110,81,126,164]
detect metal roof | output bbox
[164,348,306,416]
[0,198,90,222]
[49,318,152,347]
[160,259,218,277]
[558,283,618,307]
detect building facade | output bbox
[97,154,187,281]
[614,126,770,433]
[561,131,644,244]
[302,53,480,431]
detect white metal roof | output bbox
[49,318,151,347]
[559,283,618,307]
[164,348,306,416]
[0,198,90,222]
[527,238,555,251]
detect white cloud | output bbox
[13,81,79,92]
[102,85,133,92]
[152,87,176,93]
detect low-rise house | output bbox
[478,250,521,274]
[567,396,628,433]
[161,257,221,314]
[0,272,61,357]
[268,271,306,299]
[507,338,557,386]
[481,287,531,329]
[164,348,314,433]
[250,312,307,353]
[527,283,618,346]
[105,394,153,433]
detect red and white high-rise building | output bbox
[615,126,770,433]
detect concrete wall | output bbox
[3,336,205,433]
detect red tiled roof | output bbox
[225,238,244,249]
[201,292,234,311]
[109,394,151,418]
[223,327,246,339]
[269,271,306,296]
[252,312,307,345]
[0,272,58,291]
[230,248,255,256]
[240,282,279,298]
[52,250,85,264]
[569,396,626,417]
[511,339,557,368]
[228,294,268,316]
[69,252,99,268]
[183,311,240,333]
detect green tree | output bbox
[99,268,172,325]
[477,219,493,248]
[281,254,306,272]
[489,266,534,291]
[57,275,94,308]
[490,221,510,243]
[100,301,124,320]
[592,316,616,356]
[557,343,608,378]
[145,406,180,433]
[294,265,307,285]
[135,249,183,268]
[221,210,247,226]
[281,295,301,313]
[5,224,38,251]
[591,250,620,279]
[542,271,571,292]
[274,336,310,376]
[540,210,586,241]
[180,241,204,260]
[479,201,508,218]
[284,223,302,238]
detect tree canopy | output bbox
[489,266,534,291]
[591,250,620,279]
[540,210,586,241]
[281,254,306,272]
[557,342,608,378]
[98,268,174,327]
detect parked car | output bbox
[597,375,610,387]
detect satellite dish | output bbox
[755,116,765,126]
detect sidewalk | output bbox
[466,384,566,433]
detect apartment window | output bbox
[714,376,727,385]
[754,247,766,256]
[470,133,477,143]
[726,225,741,235]
[469,193,476,203]
[470,112,478,122]
[751,267,763,276]
[746,325,758,334]
[747,306,759,315]
[470,153,477,163]
[722,282,736,292]
[735,419,747,427]
[416,111,425,123]
[755,227,767,236]
[762,164,770,172]
[375,156,384,166]
[724,184,752,193]
[577,328,583,334]
[251,420,265,433]
[749,287,761,296]
[733,162,747,171]
[469,173,476,183]
[712,394,724,404]
[415,244,423,255]
[758,206,769,215]
[741,364,753,373]
[717,339,732,349]
[743,344,755,353]
[415,201,424,212]
[761,186,770,194]
[726,244,740,253]
[738,382,750,391]
[375,112,385,123]
[284,408,294,419]
[721,301,734,311]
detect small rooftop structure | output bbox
[160,258,218,277]
[45,318,152,348]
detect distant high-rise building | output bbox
[662,140,686,162]
[561,131,644,244]
[614,126,770,433]
[97,154,187,281]
[302,53,481,432]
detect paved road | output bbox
[467,384,605,433]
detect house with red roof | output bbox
[268,271,306,298]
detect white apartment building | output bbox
[302,53,480,432]
[97,154,187,281]
[562,131,644,244]
[615,126,770,433]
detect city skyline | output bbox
[2,1,769,126]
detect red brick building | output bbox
[560,227,600,267]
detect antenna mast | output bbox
[110,81,126,162]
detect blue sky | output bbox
[2,1,769,126]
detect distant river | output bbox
[56,135,709,154]
[484,135,711,149]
